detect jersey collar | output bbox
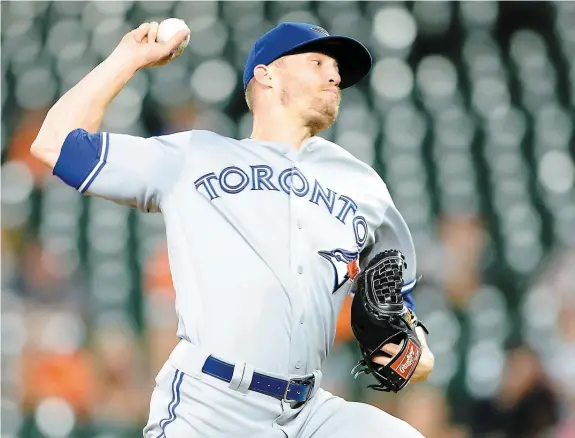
[240,136,322,159]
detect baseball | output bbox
[156,18,190,57]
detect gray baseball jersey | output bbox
[54,128,418,377]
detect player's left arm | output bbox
[357,203,435,383]
[356,204,419,309]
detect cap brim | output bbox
[284,36,372,89]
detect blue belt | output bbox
[201,356,315,403]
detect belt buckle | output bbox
[283,375,315,403]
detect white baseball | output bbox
[156,18,190,57]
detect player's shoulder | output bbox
[188,129,240,144]
[314,137,378,175]
[314,136,392,201]
[154,129,237,147]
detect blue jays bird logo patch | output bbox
[318,248,360,294]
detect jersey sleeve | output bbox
[357,202,419,310]
[53,129,187,213]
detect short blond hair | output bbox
[245,79,255,113]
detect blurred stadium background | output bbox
[1,1,575,437]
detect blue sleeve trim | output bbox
[402,291,415,310]
[80,132,109,193]
[401,279,417,310]
[53,129,106,191]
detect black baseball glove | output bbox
[350,249,428,392]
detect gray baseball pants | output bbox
[143,340,424,438]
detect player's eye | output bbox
[312,59,321,66]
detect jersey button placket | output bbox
[287,167,302,374]
[290,164,308,374]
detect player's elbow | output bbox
[30,108,78,170]
[30,138,47,160]
[31,122,80,171]
[30,138,60,170]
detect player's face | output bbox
[274,52,342,132]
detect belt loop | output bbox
[237,363,255,394]
[228,361,246,391]
[169,340,209,380]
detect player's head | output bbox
[243,22,372,133]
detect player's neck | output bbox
[250,113,314,151]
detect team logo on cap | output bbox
[311,26,330,36]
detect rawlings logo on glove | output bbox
[392,339,420,379]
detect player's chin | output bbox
[306,102,339,131]
[309,113,337,133]
[322,102,340,120]
[323,107,339,127]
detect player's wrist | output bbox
[106,48,141,77]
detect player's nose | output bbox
[325,61,341,87]
[328,70,341,87]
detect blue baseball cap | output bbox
[243,22,372,90]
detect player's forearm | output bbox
[31,53,138,169]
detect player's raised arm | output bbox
[30,22,189,169]
[30,21,190,212]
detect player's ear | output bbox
[253,65,273,88]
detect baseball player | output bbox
[32,21,434,437]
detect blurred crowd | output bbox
[2,1,575,438]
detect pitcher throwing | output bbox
[32,20,434,438]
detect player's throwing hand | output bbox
[111,21,190,71]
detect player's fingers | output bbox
[148,21,159,44]
[372,355,391,366]
[133,22,151,43]
[166,28,190,50]
[380,344,400,356]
